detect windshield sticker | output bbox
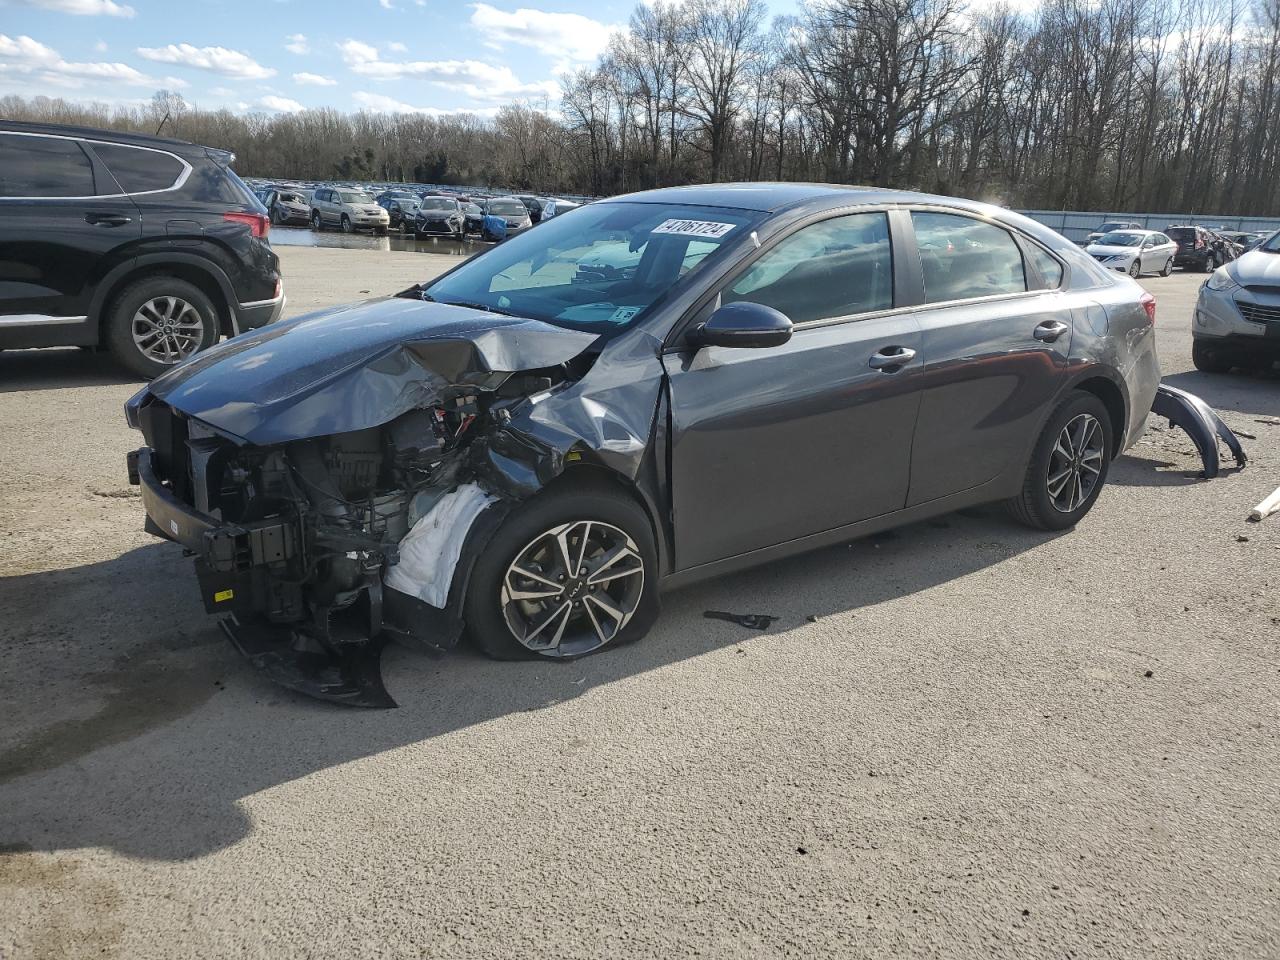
[652,219,737,239]
[610,306,642,323]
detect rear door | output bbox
[664,210,925,570]
[0,131,140,345]
[903,210,1073,507]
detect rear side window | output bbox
[0,134,96,197]
[913,212,1027,302]
[1025,244,1064,288]
[726,212,893,324]
[92,143,185,193]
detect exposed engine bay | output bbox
[125,296,643,707]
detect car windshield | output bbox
[340,191,374,203]
[1261,232,1280,253]
[419,198,457,211]
[489,200,527,217]
[423,201,762,335]
[279,192,303,202]
[463,202,482,214]
[1098,222,1128,232]
[1098,231,1145,247]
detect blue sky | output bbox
[0,0,799,117]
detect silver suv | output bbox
[310,187,390,234]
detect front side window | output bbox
[725,212,893,324]
[424,201,761,335]
[913,211,1026,302]
[0,134,96,197]
[93,143,185,194]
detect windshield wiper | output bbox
[433,297,521,317]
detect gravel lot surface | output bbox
[1,246,1277,960]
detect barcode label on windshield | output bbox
[652,219,737,239]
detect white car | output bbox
[1085,229,1178,278]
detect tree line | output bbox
[4,0,1279,215]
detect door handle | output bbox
[868,346,917,371]
[1032,320,1070,343]
[85,213,132,227]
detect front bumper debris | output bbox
[1150,383,1247,478]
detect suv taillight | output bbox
[1194,236,1204,249]
[224,212,270,238]
[1140,292,1156,324]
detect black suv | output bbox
[1166,225,1230,273]
[0,121,284,378]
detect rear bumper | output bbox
[237,289,286,331]
[1174,251,1211,269]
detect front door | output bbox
[0,131,140,345]
[904,210,1073,506]
[664,211,924,571]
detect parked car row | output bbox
[1084,222,1258,277]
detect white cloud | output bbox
[94,40,107,52]
[386,41,407,52]
[0,33,153,86]
[161,75,189,88]
[137,43,276,80]
[11,0,134,17]
[293,71,336,86]
[378,0,394,7]
[339,40,557,101]
[284,33,309,55]
[469,3,616,64]
[353,90,499,118]
[210,85,235,97]
[258,94,304,112]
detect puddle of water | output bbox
[269,225,484,257]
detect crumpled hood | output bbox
[1233,249,1280,284]
[145,297,597,445]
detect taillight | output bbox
[1194,237,1204,249]
[224,211,270,238]
[1140,292,1156,324]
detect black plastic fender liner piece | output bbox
[1151,383,1247,478]
[221,616,397,709]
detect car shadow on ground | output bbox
[0,348,140,393]
[0,505,1064,862]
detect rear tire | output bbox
[1192,340,1234,373]
[1006,391,1113,531]
[105,276,218,380]
[465,485,659,661]
[1203,255,1216,273]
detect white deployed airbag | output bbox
[384,483,496,608]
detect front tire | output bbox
[105,277,218,380]
[465,486,659,661]
[340,215,353,234]
[1160,257,1173,277]
[1192,340,1235,373]
[311,210,323,231]
[1128,259,1142,279]
[1006,391,1113,531]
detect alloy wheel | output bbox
[131,296,204,365]
[1046,413,1104,513]
[501,520,644,656]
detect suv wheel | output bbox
[341,215,353,233]
[1006,390,1113,531]
[465,487,660,661]
[1203,254,1216,273]
[1192,340,1234,373]
[105,277,218,379]
[311,210,323,231]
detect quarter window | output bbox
[725,212,893,324]
[1025,243,1064,289]
[0,134,96,198]
[93,143,185,193]
[912,212,1027,303]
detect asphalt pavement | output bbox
[1,248,1277,960]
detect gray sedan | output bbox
[1192,231,1280,372]
[126,184,1162,705]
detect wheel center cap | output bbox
[565,578,587,601]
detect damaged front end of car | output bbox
[125,296,620,707]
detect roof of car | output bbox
[603,182,985,213]
[0,119,214,157]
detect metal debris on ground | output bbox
[703,611,779,631]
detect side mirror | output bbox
[690,301,793,349]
